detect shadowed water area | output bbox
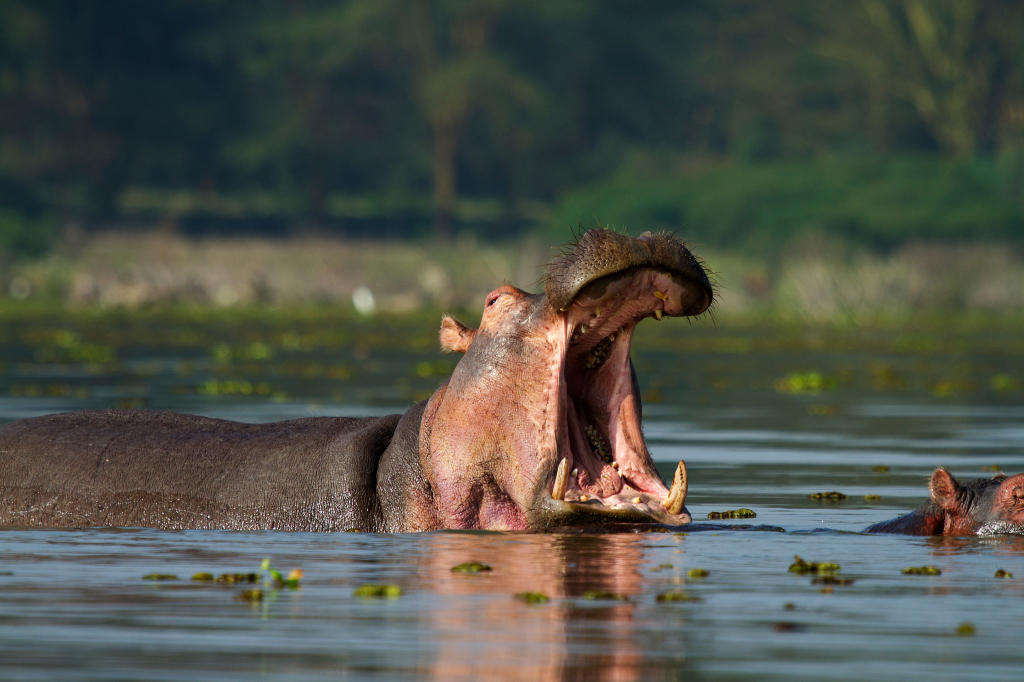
[2,310,1024,680]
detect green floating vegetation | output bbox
[871,465,891,473]
[353,584,403,599]
[236,589,264,601]
[774,371,837,394]
[808,491,847,501]
[514,592,550,604]
[956,622,976,636]
[783,602,796,611]
[656,590,701,603]
[687,568,710,579]
[902,566,941,576]
[651,563,674,572]
[142,573,178,581]
[261,558,302,589]
[582,590,628,601]
[450,561,492,574]
[812,575,855,586]
[191,572,215,581]
[981,465,1003,472]
[216,572,261,584]
[863,494,881,502]
[789,555,841,575]
[994,569,1013,579]
[707,507,756,519]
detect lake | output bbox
[2,310,1023,680]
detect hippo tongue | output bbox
[578,463,622,498]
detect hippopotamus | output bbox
[866,468,1024,535]
[0,229,712,532]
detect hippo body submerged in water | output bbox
[866,468,1024,536]
[0,229,712,532]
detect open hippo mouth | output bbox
[535,230,712,528]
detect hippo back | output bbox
[0,410,402,531]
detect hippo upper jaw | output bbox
[526,231,712,529]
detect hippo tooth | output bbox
[552,457,569,501]
[631,496,643,504]
[654,308,664,321]
[594,306,601,318]
[662,459,688,515]
[653,290,668,301]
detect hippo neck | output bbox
[866,502,945,535]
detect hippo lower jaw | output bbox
[536,261,701,528]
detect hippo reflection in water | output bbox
[0,229,712,532]
[867,468,1024,536]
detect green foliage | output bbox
[0,210,56,259]
[549,156,1024,252]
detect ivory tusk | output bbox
[662,459,688,515]
[552,457,568,501]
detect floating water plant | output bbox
[863,494,881,501]
[871,465,890,473]
[812,575,855,586]
[261,558,302,589]
[236,589,264,601]
[901,566,941,575]
[707,508,756,519]
[788,555,840,575]
[191,572,215,581]
[450,561,492,574]
[687,569,710,579]
[956,622,975,636]
[353,584,403,598]
[514,592,550,604]
[216,572,261,584]
[994,569,1013,578]
[582,590,628,601]
[142,573,178,581]
[808,491,847,501]
[656,590,701,603]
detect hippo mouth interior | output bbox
[543,266,699,525]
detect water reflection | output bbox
[414,532,663,681]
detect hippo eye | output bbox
[486,292,503,308]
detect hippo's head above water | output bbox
[867,468,1024,536]
[0,228,712,533]
[416,229,713,530]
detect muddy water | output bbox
[2,316,1024,680]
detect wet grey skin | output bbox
[0,228,713,532]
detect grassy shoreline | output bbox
[2,231,1024,328]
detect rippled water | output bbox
[2,316,1024,680]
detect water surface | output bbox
[2,314,1023,680]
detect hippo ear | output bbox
[929,468,960,512]
[997,473,1024,506]
[439,315,477,353]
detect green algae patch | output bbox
[863,494,881,502]
[261,558,302,589]
[451,561,492,574]
[707,508,756,519]
[582,590,628,601]
[808,491,847,501]
[191,572,215,581]
[236,588,264,601]
[686,568,710,579]
[353,584,403,599]
[788,555,840,575]
[216,572,261,584]
[774,371,837,394]
[994,569,1013,578]
[656,590,701,603]
[515,592,550,604]
[142,573,178,581]
[871,465,891,473]
[902,566,941,576]
[956,622,976,636]
[981,464,1003,473]
[812,575,855,586]
[651,563,674,572]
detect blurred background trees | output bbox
[1,0,1022,257]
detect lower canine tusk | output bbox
[552,457,569,501]
[662,459,688,515]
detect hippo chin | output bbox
[0,229,712,532]
[866,468,1024,536]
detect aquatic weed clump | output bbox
[353,584,403,598]
[788,555,840,575]
[450,561,492,574]
[901,566,941,576]
[707,508,756,519]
